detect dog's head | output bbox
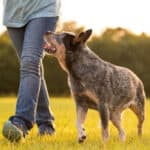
[43,29,92,56]
[43,29,92,72]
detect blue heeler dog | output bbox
[43,29,145,142]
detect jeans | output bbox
[7,17,58,130]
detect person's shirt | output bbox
[3,0,61,27]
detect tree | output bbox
[0,22,150,96]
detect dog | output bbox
[43,29,145,142]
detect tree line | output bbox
[0,22,150,97]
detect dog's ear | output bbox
[74,29,92,44]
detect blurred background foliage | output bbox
[0,21,150,96]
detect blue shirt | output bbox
[3,0,61,27]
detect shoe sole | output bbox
[2,121,23,142]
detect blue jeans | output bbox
[7,17,58,130]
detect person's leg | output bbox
[35,17,58,135]
[3,17,58,141]
[7,17,58,134]
[2,27,29,141]
[36,62,55,135]
[15,17,58,128]
[2,27,27,142]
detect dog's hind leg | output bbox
[110,111,125,141]
[99,102,109,141]
[130,83,145,136]
[76,104,88,143]
[129,102,145,136]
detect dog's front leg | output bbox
[75,103,88,143]
[99,102,109,141]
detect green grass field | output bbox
[0,97,150,150]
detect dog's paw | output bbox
[78,135,86,143]
[119,131,126,141]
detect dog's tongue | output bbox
[43,43,56,53]
[43,44,51,50]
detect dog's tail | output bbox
[136,81,145,108]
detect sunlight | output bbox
[61,0,150,34]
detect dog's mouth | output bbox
[43,41,56,53]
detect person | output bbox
[2,0,61,142]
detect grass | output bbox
[0,97,150,150]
